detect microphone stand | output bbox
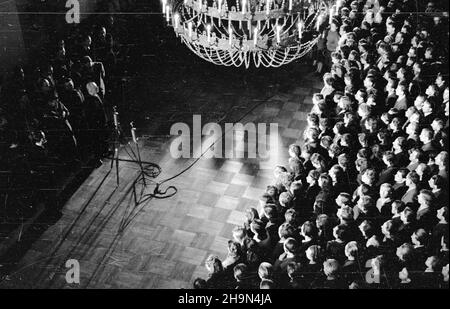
[111,106,121,186]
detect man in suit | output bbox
[376,183,394,219]
[394,81,410,112]
[392,137,410,168]
[393,168,409,200]
[411,228,430,271]
[353,195,380,226]
[376,151,398,187]
[401,171,420,209]
[421,99,436,126]
[420,128,440,158]
[435,151,449,183]
[428,174,449,207]
[416,190,438,232]
[398,207,417,244]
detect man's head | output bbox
[278,223,295,240]
[232,226,247,244]
[335,192,352,208]
[435,151,449,168]
[258,262,273,280]
[205,255,223,274]
[337,205,354,222]
[333,224,348,241]
[283,238,298,255]
[323,259,340,278]
[279,192,293,208]
[396,243,414,261]
[233,263,248,282]
[405,171,420,188]
[357,195,374,213]
[400,206,415,224]
[391,200,405,215]
[437,207,448,223]
[345,241,359,259]
[382,151,396,167]
[425,256,440,271]
[411,228,428,247]
[379,183,393,199]
[417,189,434,208]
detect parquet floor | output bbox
[0,71,322,289]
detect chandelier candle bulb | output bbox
[266,0,270,15]
[329,7,333,24]
[131,127,137,143]
[228,24,232,46]
[298,21,302,39]
[289,0,292,11]
[254,27,258,46]
[174,14,179,29]
[242,0,246,14]
[276,25,281,43]
[188,21,193,38]
[206,24,211,43]
[166,6,170,23]
[113,111,118,128]
[162,0,166,13]
[218,0,222,13]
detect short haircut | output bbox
[283,237,298,254]
[439,207,449,222]
[339,205,354,221]
[334,224,347,240]
[345,241,359,258]
[260,279,275,289]
[397,168,409,178]
[402,207,415,223]
[278,223,295,239]
[337,192,352,206]
[392,200,405,213]
[421,128,434,140]
[263,204,278,220]
[284,208,298,224]
[406,171,420,185]
[431,175,445,189]
[323,259,340,277]
[205,255,223,273]
[419,189,434,206]
[397,243,414,261]
[232,226,247,241]
[380,183,393,196]
[279,192,293,207]
[233,263,248,281]
[383,151,396,164]
[426,256,440,271]
[301,221,318,238]
[250,219,266,236]
[413,228,429,245]
[258,262,273,280]
[193,278,207,289]
[308,169,321,181]
[359,195,374,209]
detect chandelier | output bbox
[160,0,338,68]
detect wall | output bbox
[0,0,25,77]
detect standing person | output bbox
[325,22,340,72]
[84,82,108,161]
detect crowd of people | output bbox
[195,0,449,289]
[0,1,134,218]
